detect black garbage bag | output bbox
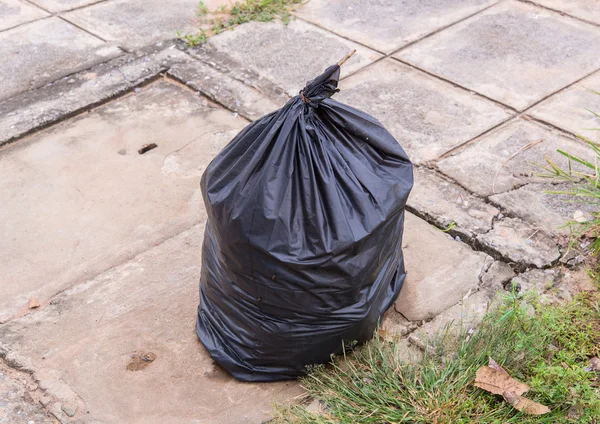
[196,61,413,382]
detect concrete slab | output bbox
[0,17,121,102]
[395,213,493,321]
[63,0,200,50]
[27,0,97,13]
[413,261,514,353]
[0,80,246,323]
[205,19,382,97]
[294,0,497,54]
[437,120,591,197]
[0,0,48,31]
[335,59,511,163]
[168,60,282,121]
[415,290,495,342]
[529,71,600,142]
[395,1,600,110]
[408,167,499,238]
[491,182,599,235]
[0,46,189,147]
[0,225,303,424]
[531,0,600,26]
[407,260,514,350]
[477,217,561,268]
[0,362,55,424]
[480,260,516,291]
[31,0,231,12]
[187,42,290,109]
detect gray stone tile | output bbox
[0,47,189,147]
[0,0,48,31]
[168,60,283,121]
[0,225,303,424]
[437,119,591,197]
[294,0,497,54]
[480,260,516,290]
[0,17,121,102]
[0,80,246,322]
[396,1,600,110]
[206,19,383,97]
[412,261,515,352]
[490,182,598,235]
[531,0,600,26]
[409,167,499,238]
[395,213,493,321]
[335,59,511,163]
[187,42,290,107]
[63,0,200,50]
[415,291,495,342]
[477,217,560,268]
[529,70,600,142]
[27,0,97,13]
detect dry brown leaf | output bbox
[488,357,508,375]
[474,366,530,396]
[475,358,549,416]
[503,391,550,415]
[28,298,40,309]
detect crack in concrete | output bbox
[0,351,86,423]
[433,116,518,162]
[0,68,165,150]
[2,77,164,151]
[0,2,592,420]
[406,165,565,273]
[0,15,52,35]
[0,356,61,423]
[393,56,520,114]
[163,71,257,122]
[0,219,203,325]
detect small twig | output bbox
[337,50,356,67]
[408,334,436,356]
[491,139,544,193]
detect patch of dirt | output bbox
[126,351,157,371]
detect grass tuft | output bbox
[178,0,304,47]
[212,0,304,33]
[273,284,600,423]
[535,107,600,255]
[176,29,207,47]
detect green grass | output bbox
[273,283,600,423]
[176,29,207,47]
[197,0,208,15]
[178,0,304,47]
[212,0,304,33]
[536,109,600,255]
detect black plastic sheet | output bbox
[196,63,413,382]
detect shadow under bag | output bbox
[196,63,413,382]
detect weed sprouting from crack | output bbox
[177,0,305,47]
[272,281,600,423]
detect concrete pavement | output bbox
[1,0,599,422]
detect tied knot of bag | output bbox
[299,64,341,107]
